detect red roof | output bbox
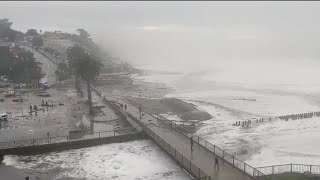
[10,47,25,58]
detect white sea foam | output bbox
[3,140,190,180]
[133,63,320,168]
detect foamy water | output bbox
[134,63,320,167]
[3,140,190,180]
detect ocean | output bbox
[133,58,320,167]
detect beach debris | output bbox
[12,98,23,102]
[37,93,50,97]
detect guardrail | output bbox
[257,163,320,175]
[155,114,266,179]
[92,85,265,179]
[0,127,137,149]
[123,106,211,180]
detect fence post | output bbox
[182,154,184,164]
[232,156,234,167]
[272,165,274,174]
[291,163,292,172]
[310,165,312,173]
[213,145,215,155]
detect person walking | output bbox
[215,156,219,171]
[190,135,194,152]
[29,105,32,112]
[124,104,127,110]
[139,105,142,119]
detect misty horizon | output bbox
[2,1,320,85]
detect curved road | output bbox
[22,46,57,86]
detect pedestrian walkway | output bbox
[105,95,265,180]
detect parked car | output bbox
[43,82,50,89]
[20,83,27,88]
[4,88,15,97]
[14,84,20,89]
[0,75,8,82]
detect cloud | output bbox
[231,34,258,40]
[134,25,213,33]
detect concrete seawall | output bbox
[0,132,145,157]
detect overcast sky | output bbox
[1,1,320,70]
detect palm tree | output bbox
[67,45,102,115]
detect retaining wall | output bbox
[0,132,145,157]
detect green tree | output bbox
[0,19,13,38]
[76,29,90,39]
[67,45,102,115]
[32,36,43,47]
[0,18,23,41]
[26,29,38,36]
[55,62,72,81]
[0,46,43,84]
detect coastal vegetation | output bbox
[0,19,43,86]
[0,18,23,42]
[67,44,102,115]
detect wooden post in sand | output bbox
[0,153,3,164]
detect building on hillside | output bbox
[43,38,73,63]
[9,44,33,61]
[10,45,25,59]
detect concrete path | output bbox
[22,46,57,86]
[108,97,256,180]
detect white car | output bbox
[20,83,27,88]
[1,75,8,82]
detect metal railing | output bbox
[92,85,265,179]
[257,163,320,175]
[0,127,138,149]
[155,114,266,178]
[125,109,211,180]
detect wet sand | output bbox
[0,164,48,180]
